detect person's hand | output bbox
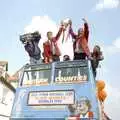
[49,58,53,63]
[88,56,93,60]
[45,57,48,63]
[64,23,69,29]
[60,20,66,30]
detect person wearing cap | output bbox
[68,18,91,60]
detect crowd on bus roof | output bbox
[20,18,104,78]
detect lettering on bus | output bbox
[55,66,88,84]
[55,75,87,84]
[23,79,49,86]
[28,90,74,105]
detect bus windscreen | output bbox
[22,64,51,86]
[54,61,88,84]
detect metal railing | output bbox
[0,77,16,93]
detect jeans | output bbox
[30,57,42,79]
[91,59,99,78]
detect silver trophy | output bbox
[61,18,71,28]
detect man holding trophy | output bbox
[20,18,91,65]
[68,18,91,60]
[43,20,68,63]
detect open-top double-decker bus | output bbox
[10,60,100,120]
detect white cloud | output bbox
[24,16,58,40]
[24,16,74,59]
[105,37,120,56]
[93,37,120,57]
[95,0,120,11]
[104,83,120,119]
[113,37,120,48]
[24,16,58,57]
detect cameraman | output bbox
[20,31,41,79]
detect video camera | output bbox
[20,31,41,44]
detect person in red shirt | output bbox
[68,18,91,60]
[43,22,66,63]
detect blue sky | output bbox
[0,0,120,119]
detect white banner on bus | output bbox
[28,90,74,105]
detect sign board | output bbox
[28,90,74,106]
[55,75,87,84]
[55,60,88,68]
[24,64,51,71]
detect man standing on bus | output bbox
[68,18,91,60]
[20,31,41,79]
[24,31,41,65]
[43,22,66,63]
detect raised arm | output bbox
[54,25,64,42]
[69,26,77,39]
[68,20,76,39]
[83,18,89,42]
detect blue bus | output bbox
[10,60,101,120]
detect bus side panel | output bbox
[10,82,99,119]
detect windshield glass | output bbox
[54,61,88,84]
[22,64,51,86]
[21,61,88,86]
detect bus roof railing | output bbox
[0,77,16,93]
[55,60,88,68]
[23,60,88,70]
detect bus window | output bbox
[21,64,51,86]
[55,61,88,84]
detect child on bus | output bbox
[91,45,104,77]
